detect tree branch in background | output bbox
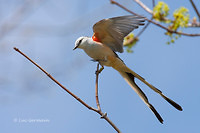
[134,0,156,39]
[152,0,155,7]
[189,0,200,21]
[123,0,155,52]
[13,47,121,133]
[110,0,200,37]
[134,0,153,14]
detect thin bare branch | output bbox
[95,63,120,132]
[134,0,170,22]
[152,0,155,7]
[189,0,200,21]
[95,63,101,111]
[134,0,156,38]
[135,18,151,38]
[134,0,153,14]
[13,47,121,133]
[111,0,200,36]
[13,47,96,111]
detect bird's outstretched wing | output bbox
[92,15,145,53]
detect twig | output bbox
[110,0,200,36]
[95,63,101,111]
[13,47,96,111]
[189,0,200,21]
[152,0,155,7]
[134,0,169,22]
[134,0,155,39]
[134,0,153,14]
[95,63,121,133]
[13,47,121,133]
[135,17,152,38]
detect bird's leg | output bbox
[98,65,104,74]
[95,62,104,75]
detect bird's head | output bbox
[73,36,90,50]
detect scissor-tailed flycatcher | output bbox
[73,15,182,123]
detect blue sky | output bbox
[0,0,200,133]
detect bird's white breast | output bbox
[83,39,116,66]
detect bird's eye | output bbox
[78,38,83,45]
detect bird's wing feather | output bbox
[93,15,145,53]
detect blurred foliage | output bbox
[153,1,189,44]
[123,33,138,53]
[166,7,189,44]
[170,7,189,30]
[153,1,170,23]
[124,1,191,52]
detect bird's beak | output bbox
[73,45,78,50]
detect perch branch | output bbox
[13,47,121,133]
[95,63,102,111]
[13,47,96,111]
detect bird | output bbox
[73,15,182,123]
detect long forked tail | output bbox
[112,57,182,123]
[125,67,183,111]
[118,71,164,123]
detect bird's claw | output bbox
[95,66,104,75]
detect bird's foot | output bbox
[95,66,104,75]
